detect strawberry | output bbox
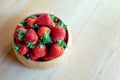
[19,44,29,55]
[51,26,66,42]
[49,40,66,59]
[14,44,29,55]
[30,52,38,61]
[24,29,38,44]
[32,44,47,58]
[35,13,55,27]
[14,26,27,42]
[37,26,50,38]
[27,16,37,29]
[37,26,52,45]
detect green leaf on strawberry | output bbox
[14,44,19,52]
[41,33,52,44]
[51,15,57,22]
[17,29,27,40]
[27,42,35,49]
[29,15,34,18]
[20,20,27,26]
[57,40,67,48]
[56,21,67,29]
[38,33,52,48]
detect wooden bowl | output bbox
[12,13,72,69]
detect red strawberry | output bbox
[49,40,66,59]
[24,29,38,43]
[37,26,50,38]
[51,26,66,42]
[30,52,38,61]
[27,16,37,29]
[49,43,64,59]
[19,44,29,55]
[14,26,27,42]
[32,44,47,58]
[35,13,55,27]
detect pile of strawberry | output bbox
[14,13,68,61]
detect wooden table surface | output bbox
[0,0,120,80]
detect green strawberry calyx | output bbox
[38,33,52,48]
[51,14,57,22]
[14,44,19,52]
[27,42,35,49]
[29,15,35,18]
[17,29,27,40]
[41,33,52,44]
[20,20,27,26]
[57,40,67,48]
[56,21,67,29]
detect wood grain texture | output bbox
[0,0,120,80]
